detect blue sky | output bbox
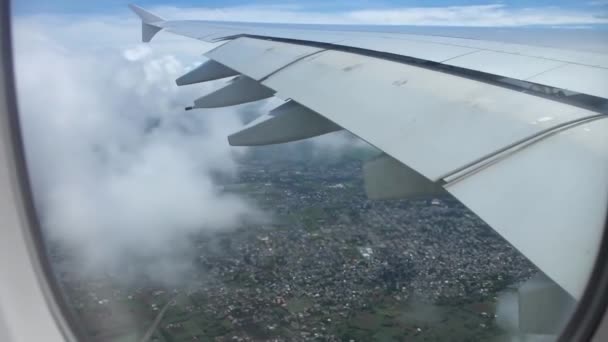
[13,0,608,15]
[11,1,608,28]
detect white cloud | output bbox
[123,45,152,61]
[9,7,380,284]
[11,15,268,284]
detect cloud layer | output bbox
[12,15,269,283]
[11,8,379,284]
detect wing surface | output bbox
[130,4,608,299]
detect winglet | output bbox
[128,4,165,42]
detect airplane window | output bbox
[9,1,607,342]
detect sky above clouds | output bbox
[12,0,608,27]
[11,8,266,283]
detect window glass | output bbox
[11,1,606,341]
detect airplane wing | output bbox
[129,4,608,301]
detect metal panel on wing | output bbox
[528,64,608,99]
[339,36,477,63]
[445,50,566,80]
[206,37,323,81]
[386,33,608,69]
[262,49,600,181]
[523,46,608,69]
[143,11,608,98]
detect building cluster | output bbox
[51,156,536,341]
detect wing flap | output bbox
[363,153,446,200]
[193,76,274,108]
[228,101,341,146]
[445,118,608,298]
[176,60,238,86]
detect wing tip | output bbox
[128,4,165,42]
[128,4,164,23]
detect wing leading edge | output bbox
[128,4,608,99]
[129,5,608,300]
